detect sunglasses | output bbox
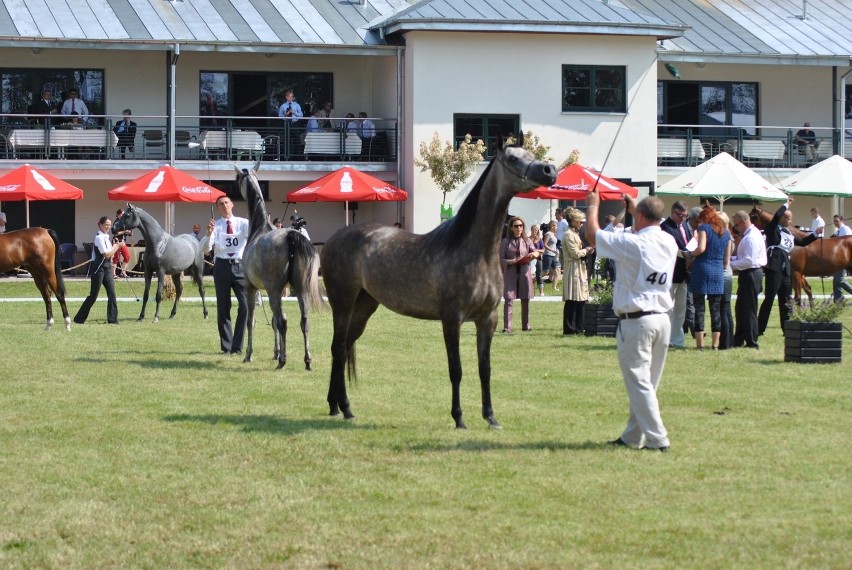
[512,224,524,228]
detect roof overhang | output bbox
[658,51,852,68]
[374,20,685,41]
[0,38,400,57]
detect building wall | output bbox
[402,31,660,233]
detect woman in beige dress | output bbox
[562,209,594,335]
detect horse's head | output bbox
[114,203,141,233]
[749,205,771,229]
[494,134,556,192]
[235,163,269,241]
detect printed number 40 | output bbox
[646,271,668,285]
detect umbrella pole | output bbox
[26,198,30,228]
[345,201,349,226]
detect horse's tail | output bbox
[47,229,67,298]
[286,231,325,312]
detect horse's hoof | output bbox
[243,355,252,364]
[455,420,468,430]
[153,317,159,323]
[344,412,356,420]
[305,363,312,371]
[275,361,285,370]
[329,405,340,417]
[487,419,503,430]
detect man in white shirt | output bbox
[809,207,825,236]
[730,211,767,349]
[555,208,569,267]
[586,190,677,452]
[60,89,90,123]
[831,214,852,301]
[205,196,251,355]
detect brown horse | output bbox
[750,206,852,304]
[0,228,71,331]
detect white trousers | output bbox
[616,314,671,449]
[668,280,688,347]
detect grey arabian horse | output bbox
[0,228,71,331]
[235,165,324,369]
[322,135,556,428]
[113,204,208,322]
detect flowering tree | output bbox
[414,132,486,204]
[505,130,553,163]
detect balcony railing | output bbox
[0,114,398,163]
[657,124,852,167]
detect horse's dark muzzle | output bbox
[530,163,557,186]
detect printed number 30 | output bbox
[646,271,668,285]
[225,237,239,248]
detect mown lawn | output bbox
[0,277,850,569]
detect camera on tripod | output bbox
[290,215,307,230]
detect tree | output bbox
[415,132,485,204]
[505,130,553,163]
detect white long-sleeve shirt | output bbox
[730,224,767,271]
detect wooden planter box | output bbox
[784,321,842,363]
[584,303,618,337]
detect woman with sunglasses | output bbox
[499,216,540,333]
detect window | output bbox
[1,68,105,125]
[659,81,758,138]
[562,65,626,113]
[453,114,519,158]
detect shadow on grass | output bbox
[402,439,619,453]
[76,355,220,370]
[163,413,378,435]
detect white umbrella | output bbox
[656,152,787,209]
[777,155,852,197]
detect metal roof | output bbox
[0,0,413,52]
[371,0,686,39]
[618,0,852,65]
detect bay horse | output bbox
[0,228,70,331]
[113,204,208,322]
[235,165,324,369]
[321,135,556,428]
[750,206,852,304]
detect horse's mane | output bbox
[239,170,271,244]
[423,157,496,250]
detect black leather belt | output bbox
[216,258,240,265]
[618,310,664,320]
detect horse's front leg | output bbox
[152,272,166,323]
[475,312,501,429]
[168,274,183,319]
[328,309,353,419]
[442,319,466,429]
[138,272,153,321]
[194,270,208,320]
[244,285,257,363]
[267,291,287,368]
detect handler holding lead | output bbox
[585,190,678,452]
[206,195,250,355]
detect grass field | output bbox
[0,277,850,569]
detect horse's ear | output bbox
[496,133,504,152]
[517,131,525,148]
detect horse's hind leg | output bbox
[328,292,378,419]
[268,291,288,369]
[296,294,311,370]
[193,267,208,319]
[32,276,55,331]
[169,274,183,319]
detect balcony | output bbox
[0,114,398,175]
[657,124,852,170]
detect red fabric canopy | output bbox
[0,163,84,201]
[107,165,225,203]
[287,166,408,203]
[0,164,85,227]
[517,163,638,201]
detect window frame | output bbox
[561,64,627,113]
[453,113,520,159]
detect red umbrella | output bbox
[287,166,408,225]
[517,163,638,201]
[107,164,224,203]
[0,163,84,227]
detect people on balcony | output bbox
[319,101,338,130]
[113,109,137,159]
[28,89,57,125]
[358,111,375,141]
[793,122,817,164]
[277,90,303,122]
[60,89,90,123]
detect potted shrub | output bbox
[584,280,617,337]
[784,299,846,363]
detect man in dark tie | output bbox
[28,89,57,126]
[660,201,693,348]
[112,109,137,159]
